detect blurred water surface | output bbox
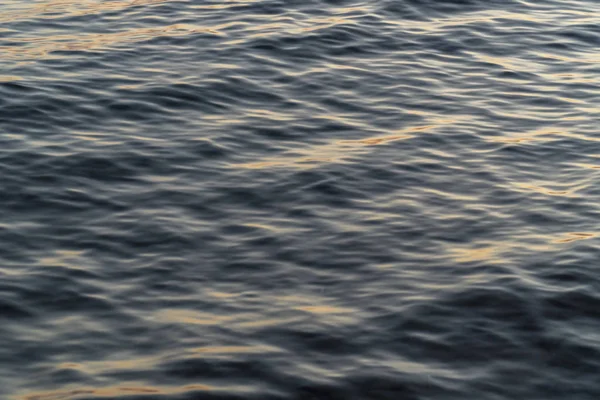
[1,0,600,399]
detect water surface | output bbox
[1,0,599,399]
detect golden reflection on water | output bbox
[553,232,596,244]
[2,0,169,24]
[447,231,597,265]
[233,113,477,170]
[234,129,425,170]
[234,316,301,329]
[156,291,357,331]
[155,305,353,330]
[23,383,214,400]
[0,75,23,82]
[490,127,564,144]
[156,309,232,326]
[35,250,88,270]
[492,127,600,145]
[296,305,353,314]
[0,24,222,61]
[513,182,587,198]
[207,290,241,299]
[450,246,499,263]
[21,343,283,399]
[79,356,160,372]
[571,163,600,170]
[192,345,268,354]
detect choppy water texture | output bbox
[1,0,600,399]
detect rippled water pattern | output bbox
[1,0,600,399]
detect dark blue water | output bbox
[1,0,600,399]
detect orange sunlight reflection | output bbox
[22,383,214,400]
